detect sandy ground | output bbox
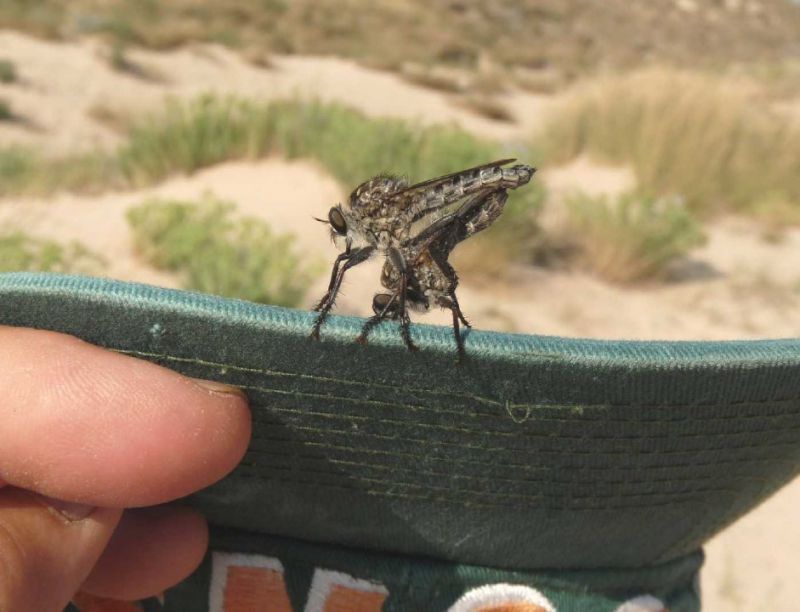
[0,31,797,610]
[0,31,548,153]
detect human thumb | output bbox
[0,487,122,611]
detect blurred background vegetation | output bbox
[0,0,797,301]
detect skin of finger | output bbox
[0,327,251,507]
[81,505,209,601]
[0,488,121,612]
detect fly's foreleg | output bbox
[310,246,374,340]
[314,247,352,312]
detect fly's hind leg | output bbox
[386,247,418,352]
[398,268,418,352]
[436,295,467,363]
[448,289,470,329]
[429,246,470,361]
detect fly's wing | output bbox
[399,160,536,227]
[388,159,516,219]
[391,159,516,201]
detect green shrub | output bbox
[116,95,517,188]
[117,96,269,185]
[559,191,705,283]
[0,60,17,83]
[127,195,319,307]
[0,148,38,194]
[0,99,13,121]
[0,147,119,196]
[0,232,105,274]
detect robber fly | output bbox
[357,188,513,361]
[310,159,536,350]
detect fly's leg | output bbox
[429,245,470,361]
[310,246,374,340]
[398,269,418,352]
[356,293,398,346]
[448,290,470,328]
[438,296,467,363]
[384,247,418,352]
[314,246,352,312]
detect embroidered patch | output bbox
[448,583,556,612]
[209,552,292,612]
[208,552,389,611]
[305,569,389,612]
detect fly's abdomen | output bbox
[413,164,535,216]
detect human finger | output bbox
[81,505,208,601]
[0,327,251,507]
[0,487,121,611]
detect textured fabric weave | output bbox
[2,272,798,611]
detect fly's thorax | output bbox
[350,175,408,215]
[339,208,408,252]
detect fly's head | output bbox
[319,202,388,250]
[318,204,359,249]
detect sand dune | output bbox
[0,31,547,153]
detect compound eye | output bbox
[372,293,394,315]
[328,207,347,236]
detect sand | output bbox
[0,30,797,611]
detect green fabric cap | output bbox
[2,272,799,612]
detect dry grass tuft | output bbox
[540,68,800,218]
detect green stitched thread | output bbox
[230,471,718,511]
[239,448,778,487]
[247,397,800,441]
[245,448,794,472]
[114,348,800,411]
[236,455,756,501]
[249,424,800,456]
[241,438,794,472]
